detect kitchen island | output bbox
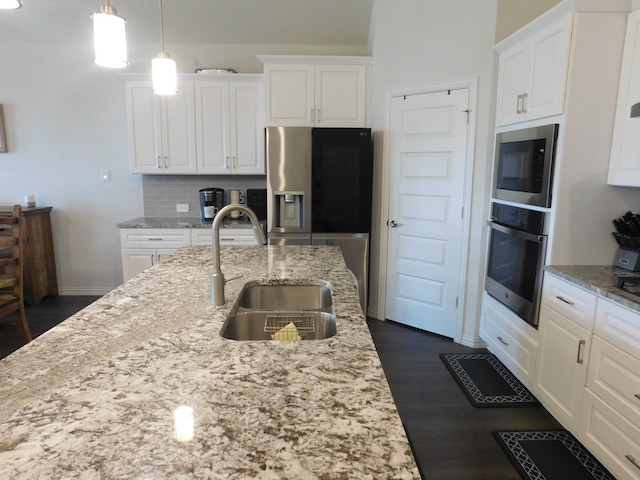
[0,245,419,479]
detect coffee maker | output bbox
[199,188,224,221]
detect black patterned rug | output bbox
[494,430,615,480]
[439,353,540,407]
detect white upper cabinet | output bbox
[260,56,370,127]
[126,81,197,174]
[495,15,572,126]
[195,78,265,175]
[609,9,640,186]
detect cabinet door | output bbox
[121,248,155,281]
[127,82,162,173]
[315,65,367,127]
[195,81,230,174]
[525,16,572,122]
[264,64,315,126]
[230,81,265,174]
[495,44,530,126]
[162,83,197,174]
[609,10,640,186]
[535,304,591,431]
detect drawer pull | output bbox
[625,454,640,470]
[576,340,586,364]
[147,238,163,241]
[497,336,509,346]
[556,295,575,306]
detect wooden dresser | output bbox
[0,206,58,305]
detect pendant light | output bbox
[152,0,177,96]
[91,0,128,68]
[0,0,22,9]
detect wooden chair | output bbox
[0,205,32,343]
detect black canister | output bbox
[199,188,224,221]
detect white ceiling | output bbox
[0,0,373,46]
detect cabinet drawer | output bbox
[588,335,640,426]
[480,294,539,386]
[120,229,191,249]
[580,389,640,480]
[542,273,597,330]
[595,298,640,359]
[191,228,257,246]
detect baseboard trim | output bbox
[459,334,487,349]
[57,286,113,296]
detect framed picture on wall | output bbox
[0,104,7,153]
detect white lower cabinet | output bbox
[479,293,539,387]
[535,303,591,431]
[536,273,640,480]
[120,229,191,282]
[120,227,261,282]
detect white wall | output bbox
[367,0,498,345]
[0,42,142,294]
[0,41,367,295]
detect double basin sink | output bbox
[220,281,337,341]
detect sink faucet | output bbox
[211,204,267,306]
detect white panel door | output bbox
[385,88,469,338]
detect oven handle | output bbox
[487,220,547,243]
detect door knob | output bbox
[389,220,398,228]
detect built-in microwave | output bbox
[493,124,559,208]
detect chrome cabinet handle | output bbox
[626,454,640,470]
[497,336,509,346]
[317,109,321,121]
[147,237,163,241]
[225,156,230,169]
[163,156,168,168]
[150,253,156,266]
[157,156,162,169]
[389,220,398,228]
[521,93,528,113]
[516,94,522,114]
[310,109,314,122]
[556,295,575,306]
[576,340,586,364]
[233,156,237,168]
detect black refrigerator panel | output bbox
[311,128,373,233]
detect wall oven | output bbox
[485,203,547,327]
[493,124,558,208]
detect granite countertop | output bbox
[545,264,640,313]
[117,217,259,229]
[0,245,419,479]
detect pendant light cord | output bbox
[159,0,166,52]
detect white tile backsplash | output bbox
[142,175,266,218]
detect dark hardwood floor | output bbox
[367,318,562,480]
[1,298,562,479]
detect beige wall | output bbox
[495,0,563,42]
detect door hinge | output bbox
[461,207,464,219]
[456,297,459,308]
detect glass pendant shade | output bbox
[0,0,22,9]
[92,4,128,68]
[152,54,177,96]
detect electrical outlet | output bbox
[176,204,189,213]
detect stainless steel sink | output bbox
[236,281,333,311]
[220,311,337,341]
[220,281,336,341]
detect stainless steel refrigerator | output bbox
[266,126,373,311]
